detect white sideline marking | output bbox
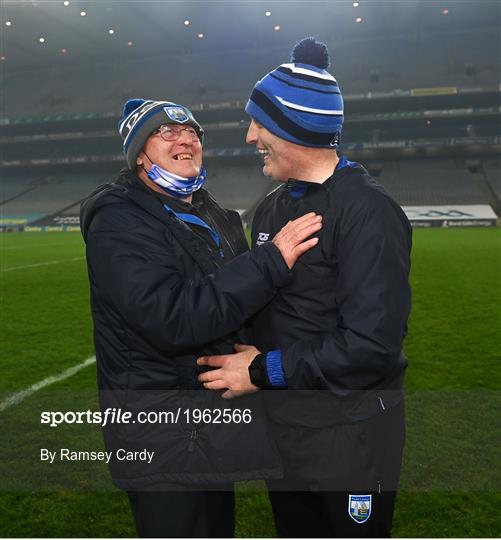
[0,356,96,413]
[0,241,83,251]
[1,256,85,272]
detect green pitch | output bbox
[0,228,500,537]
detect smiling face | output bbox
[246,119,302,182]
[137,124,202,178]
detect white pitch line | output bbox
[0,356,96,413]
[1,256,85,272]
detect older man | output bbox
[80,98,321,537]
[198,38,412,537]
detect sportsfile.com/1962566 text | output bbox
[40,408,253,427]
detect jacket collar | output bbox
[285,155,363,197]
[115,169,221,271]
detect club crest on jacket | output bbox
[348,494,372,524]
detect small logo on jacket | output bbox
[164,106,189,123]
[348,494,372,524]
[256,232,270,246]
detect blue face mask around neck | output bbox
[146,163,207,198]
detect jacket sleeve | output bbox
[272,189,412,392]
[86,203,290,353]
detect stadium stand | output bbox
[1,160,497,220]
[1,176,44,206]
[1,175,106,217]
[204,164,273,210]
[1,2,498,227]
[3,27,499,116]
[377,160,490,206]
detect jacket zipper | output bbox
[188,429,197,452]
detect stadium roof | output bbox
[2,0,499,73]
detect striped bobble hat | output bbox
[118,99,204,169]
[245,37,343,148]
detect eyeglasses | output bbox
[152,124,202,142]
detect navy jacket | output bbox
[80,169,289,489]
[251,157,412,427]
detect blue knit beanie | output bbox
[118,99,204,169]
[245,37,343,148]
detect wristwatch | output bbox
[248,353,269,388]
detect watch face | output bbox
[250,367,261,378]
[249,368,266,388]
[249,354,267,388]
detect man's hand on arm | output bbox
[197,344,262,399]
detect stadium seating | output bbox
[1,175,106,217]
[3,27,498,117]
[377,160,489,206]
[204,164,274,210]
[1,176,42,205]
[2,159,496,220]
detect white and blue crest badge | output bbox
[348,494,372,524]
[164,106,189,123]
